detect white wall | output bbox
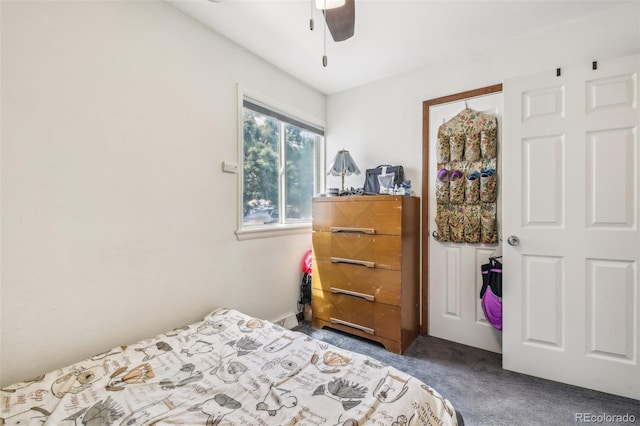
[1,1,325,386]
[325,3,640,197]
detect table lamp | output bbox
[327,149,360,191]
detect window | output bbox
[237,93,324,239]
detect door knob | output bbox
[507,235,520,246]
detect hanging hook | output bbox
[309,0,314,30]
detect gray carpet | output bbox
[293,322,639,426]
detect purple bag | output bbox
[481,286,502,330]
[480,257,502,330]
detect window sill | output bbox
[235,223,311,241]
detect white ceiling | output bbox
[166,0,633,95]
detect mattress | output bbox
[1,308,459,425]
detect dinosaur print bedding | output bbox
[1,308,459,425]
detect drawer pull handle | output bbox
[330,287,375,302]
[330,318,375,335]
[330,226,375,235]
[330,257,375,268]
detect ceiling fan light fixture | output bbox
[315,0,345,10]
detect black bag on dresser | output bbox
[363,165,405,194]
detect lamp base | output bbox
[327,188,339,197]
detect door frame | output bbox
[421,84,503,334]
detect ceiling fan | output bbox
[316,0,355,42]
[312,0,355,66]
[207,0,355,66]
[206,0,355,42]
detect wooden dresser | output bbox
[311,195,420,354]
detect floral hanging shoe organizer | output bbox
[434,107,498,244]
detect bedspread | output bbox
[1,308,458,425]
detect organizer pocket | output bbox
[449,170,465,204]
[481,128,497,159]
[465,133,481,161]
[464,206,481,243]
[450,133,465,162]
[449,206,465,243]
[480,168,497,202]
[481,205,498,244]
[436,168,450,204]
[435,204,451,242]
[437,134,450,164]
[465,170,480,204]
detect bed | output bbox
[1,308,460,425]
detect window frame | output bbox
[235,85,325,240]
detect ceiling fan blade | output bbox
[323,0,355,42]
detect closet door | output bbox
[428,93,503,353]
[502,54,639,399]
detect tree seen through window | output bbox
[242,100,321,227]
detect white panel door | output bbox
[502,54,639,399]
[428,93,503,353]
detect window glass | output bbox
[241,98,323,230]
[285,124,316,222]
[242,109,280,226]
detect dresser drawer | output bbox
[312,198,402,235]
[311,288,401,342]
[312,232,401,270]
[312,259,401,306]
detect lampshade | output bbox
[315,0,345,10]
[328,149,360,176]
[328,149,360,191]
